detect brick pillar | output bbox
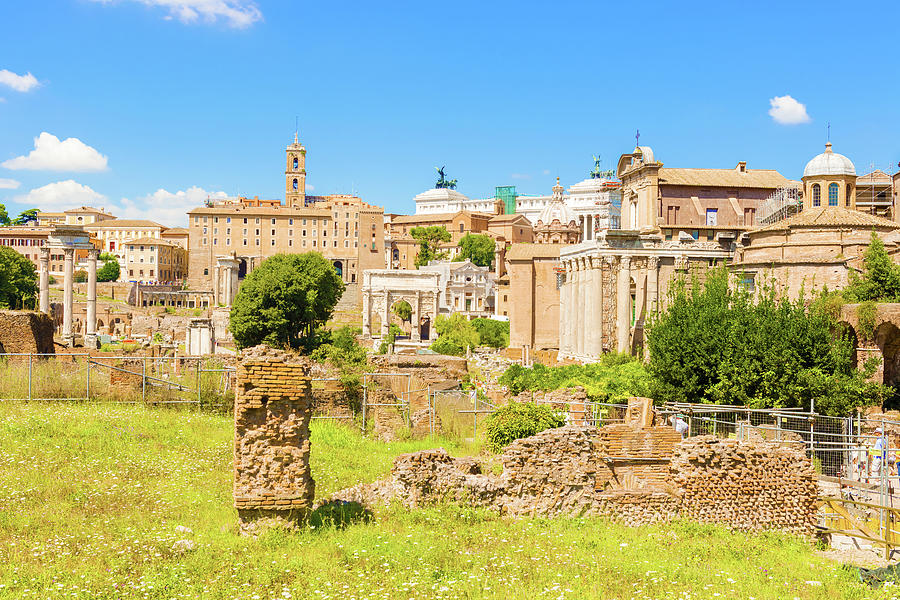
[234,346,315,534]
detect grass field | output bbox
[0,403,895,600]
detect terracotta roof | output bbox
[751,207,900,233]
[489,214,531,224]
[857,170,893,185]
[505,243,563,260]
[86,219,166,229]
[161,227,189,235]
[188,205,331,217]
[63,206,115,215]
[126,237,181,247]
[391,211,494,224]
[658,168,789,189]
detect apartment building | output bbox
[124,237,188,283]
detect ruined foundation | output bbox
[335,397,818,535]
[233,346,315,534]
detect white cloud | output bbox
[0,178,20,189]
[768,95,811,125]
[0,69,39,92]
[306,184,315,191]
[2,132,109,172]
[510,173,531,180]
[91,0,262,28]
[542,169,551,175]
[15,180,106,209]
[113,186,228,226]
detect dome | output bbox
[537,178,575,226]
[803,142,856,177]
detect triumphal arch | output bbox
[361,270,441,342]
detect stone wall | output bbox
[0,310,55,356]
[336,398,817,535]
[233,346,315,533]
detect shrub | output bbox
[497,353,649,401]
[483,401,566,452]
[430,314,479,356]
[74,269,88,283]
[377,323,403,354]
[471,318,509,348]
[96,259,120,282]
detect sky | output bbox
[1,0,899,227]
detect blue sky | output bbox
[1,0,899,226]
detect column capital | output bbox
[88,248,100,260]
[40,246,50,260]
[63,246,75,256]
[589,255,603,269]
[647,256,660,269]
[621,255,632,269]
[603,255,618,268]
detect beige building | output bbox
[161,227,190,249]
[504,244,563,351]
[124,237,189,283]
[419,259,495,317]
[0,224,100,277]
[85,219,168,257]
[37,206,116,227]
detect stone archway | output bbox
[361,270,442,343]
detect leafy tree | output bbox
[96,257,120,282]
[99,251,117,262]
[411,225,451,267]
[230,252,345,350]
[0,204,9,226]
[430,313,479,356]
[310,326,371,400]
[843,231,900,302]
[646,267,884,416]
[453,233,495,267]
[483,402,566,452]
[471,317,509,348]
[12,208,38,225]
[378,323,403,354]
[74,269,88,283]
[0,247,38,309]
[392,300,411,324]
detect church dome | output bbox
[536,178,575,226]
[803,142,856,177]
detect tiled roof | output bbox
[857,170,893,185]
[659,168,789,189]
[489,214,531,224]
[751,207,900,233]
[506,243,563,260]
[126,237,181,247]
[86,219,166,229]
[188,205,331,217]
[161,227,189,235]
[391,211,494,224]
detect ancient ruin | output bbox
[233,346,315,534]
[334,398,818,535]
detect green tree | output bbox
[0,247,38,309]
[96,257,120,282]
[0,204,9,226]
[392,300,412,324]
[453,233,495,267]
[646,267,884,416]
[471,317,509,348]
[230,252,345,350]
[12,208,39,225]
[843,231,900,302]
[74,269,88,283]
[411,225,451,267]
[430,313,479,356]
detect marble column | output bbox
[647,256,660,315]
[575,258,585,358]
[562,261,572,356]
[411,292,421,342]
[590,256,604,358]
[39,247,50,314]
[213,265,221,307]
[616,256,632,354]
[558,261,569,355]
[85,249,99,348]
[361,289,371,336]
[429,291,440,341]
[62,247,75,346]
[381,292,391,338]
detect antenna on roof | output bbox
[826,122,831,143]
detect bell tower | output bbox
[285,131,306,207]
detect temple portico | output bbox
[41,225,97,347]
[557,233,732,361]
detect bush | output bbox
[74,269,88,283]
[471,318,509,348]
[430,314,479,356]
[483,401,566,452]
[0,246,38,309]
[497,353,650,401]
[377,323,403,354]
[96,259,120,282]
[311,326,371,409]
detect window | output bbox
[203,217,208,223]
[226,217,231,223]
[271,229,275,236]
[707,230,715,241]
[292,157,298,169]
[271,239,275,246]
[243,218,248,224]
[691,230,699,239]
[214,217,219,223]
[302,230,306,236]
[664,230,672,241]
[226,238,230,245]
[255,218,260,224]
[255,239,260,246]
[459,223,464,232]
[292,178,298,190]
[812,184,821,207]
[243,239,247,246]
[288,240,292,247]
[271,219,276,225]
[846,184,852,207]
[705,208,717,226]
[828,183,839,206]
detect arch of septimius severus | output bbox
[361,270,441,342]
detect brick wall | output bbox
[233,346,315,533]
[0,310,55,356]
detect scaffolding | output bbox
[495,185,517,215]
[758,185,802,225]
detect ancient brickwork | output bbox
[233,346,315,532]
[0,310,55,356]
[109,359,143,387]
[335,398,817,535]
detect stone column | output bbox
[85,249,99,348]
[566,261,576,356]
[62,247,75,346]
[213,265,221,307]
[429,291,439,341]
[616,256,632,354]
[560,261,572,356]
[647,256,660,315]
[589,256,603,358]
[224,266,235,307]
[381,292,391,338]
[39,247,50,315]
[575,258,585,358]
[361,289,371,336]
[411,292,421,342]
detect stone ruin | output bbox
[334,397,818,535]
[0,310,55,356]
[233,345,315,534]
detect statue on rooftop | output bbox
[590,155,615,180]
[435,166,458,190]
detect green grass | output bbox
[0,403,893,599]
